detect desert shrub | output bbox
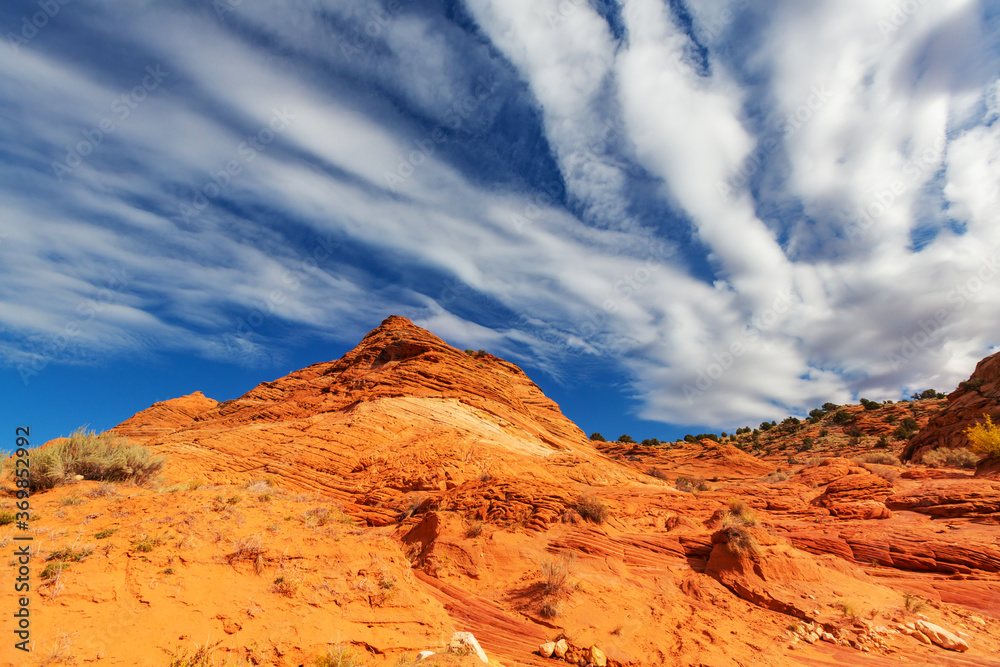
[647,467,670,481]
[964,414,1000,458]
[675,476,708,493]
[589,432,607,442]
[271,576,297,597]
[641,438,660,446]
[808,408,826,420]
[539,600,563,618]
[0,511,15,526]
[838,600,860,619]
[539,553,574,596]
[314,644,367,667]
[818,428,829,438]
[95,528,116,539]
[862,464,900,483]
[922,448,979,469]
[617,434,635,443]
[860,398,880,411]
[464,521,484,538]
[574,494,609,523]
[87,482,118,498]
[722,524,761,560]
[915,389,945,399]
[232,535,264,560]
[47,546,93,562]
[845,426,863,438]
[40,562,69,580]
[960,378,986,390]
[822,402,839,411]
[131,534,164,553]
[885,414,898,424]
[166,640,239,667]
[854,452,901,466]
[833,410,852,425]
[28,428,165,492]
[875,434,890,448]
[799,438,813,452]
[904,593,926,614]
[759,421,773,431]
[723,498,758,527]
[901,417,918,430]
[761,471,789,484]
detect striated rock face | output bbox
[885,480,1000,522]
[813,473,895,519]
[902,350,1000,464]
[110,316,643,523]
[111,391,218,439]
[28,317,997,667]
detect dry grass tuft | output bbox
[854,452,901,466]
[760,471,789,484]
[28,428,165,491]
[464,520,484,538]
[904,593,926,614]
[540,552,575,596]
[271,576,297,597]
[573,494,609,523]
[922,447,980,469]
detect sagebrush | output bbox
[26,428,164,491]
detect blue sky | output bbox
[3,0,1000,450]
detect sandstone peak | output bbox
[902,349,1000,470]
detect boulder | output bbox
[450,631,489,664]
[589,645,607,667]
[553,638,568,658]
[538,642,555,658]
[915,620,969,652]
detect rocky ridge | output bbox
[3,316,1000,666]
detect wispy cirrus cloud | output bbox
[1,0,999,430]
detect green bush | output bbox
[860,398,880,411]
[617,434,635,444]
[589,432,606,442]
[833,410,852,425]
[28,428,165,492]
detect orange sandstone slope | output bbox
[113,315,644,523]
[902,349,1000,473]
[8,316,1000,667]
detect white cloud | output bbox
[3,0,1000,428]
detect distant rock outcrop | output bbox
[902,350,1000,467]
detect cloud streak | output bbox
[1,0,999,430]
